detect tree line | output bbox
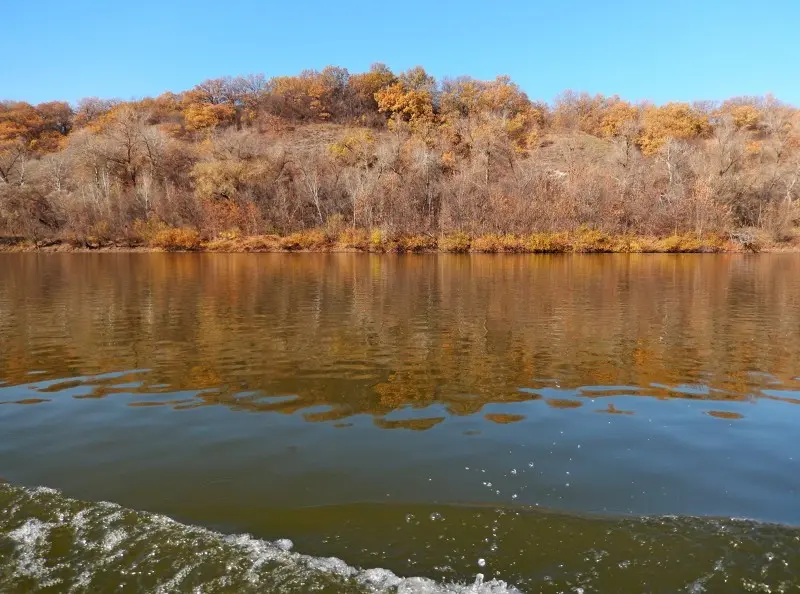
[1,64,798,250]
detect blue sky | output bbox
[4,0,799,106]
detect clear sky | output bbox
[4,0,799,106]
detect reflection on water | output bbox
[1,254,800,592]
[2,254,800,422]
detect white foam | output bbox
[8,518,64,588]
[224,531,522,593]
[2,483,526,593]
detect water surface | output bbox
[1,254,799,592]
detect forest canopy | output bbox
[1,64,798,251]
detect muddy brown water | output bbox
[1,253,799,592]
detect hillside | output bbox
[1,66,799,252]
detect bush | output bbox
[439,232,471,253]
[396,234,435,252]
[337,228,369,250]
[729,229,762,253]
[572,227,615,253]
[151,226,202,251]
[324,213,347,241]
[471,234,501,252]
[241,235,281,252]
[658,235,701,253]
[471,234,524,252]
[369,229,385,251]
[522,232,571,253]
[623,236,659,253]
[131,219,162,244]
[279,229,329,250]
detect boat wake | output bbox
[0,482,520,593]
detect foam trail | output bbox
[0,483,521,593]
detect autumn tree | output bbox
[347,63,396,122]
[638,103,710,155]
[375,67,437,132]
[1,65,798,244]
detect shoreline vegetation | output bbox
[0,227,790,253]
[2,65,799,252]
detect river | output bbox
[1,253,799,592]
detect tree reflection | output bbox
[1,254,798,428]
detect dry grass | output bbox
[152,229,751,254]
[392,234,436,253]
[205,234,281,252]
[150,227,202,251]
[439,232,471,253]
[471,234,524,253]
[336,228,370,250]
[5,227,784,253]
[523,232,571,253]
[278,229,330,251]
[128,220,202,251]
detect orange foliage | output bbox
[184,102,236,131]
[638,103,710,154]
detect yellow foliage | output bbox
[375,83,434,126]
[329,130,374,165]
[638,103,710,155]
[600,101,639,137]
[348,64,396,108]
[730,105,761,129]
[655,234,725,253]
[480,76,530,117]
[746,140,762,154]
[396,234,435,252]
[471,234,523,252]
[192,159,244,198]
[337,228,369,249]
[184,102,236,131]
[440,151,456,168]
[150,226,201,251]
[571,227,616,252]
[279,229,329,250]
[523,232,571,253]
[369,229,385,250]
[438,232,471,253]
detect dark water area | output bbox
[1,253,799,592]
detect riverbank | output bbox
[2,228,797,253]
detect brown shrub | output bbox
[150,226,202,251]
[523,232,571,253]
[337,228,369,250]
[571,227,616,253]
[396,234,435,252]
[439,232,471,253]
[278,229,329,251]
[471,234,524,253]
